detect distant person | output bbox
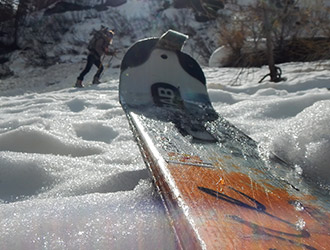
[75,28,115,88]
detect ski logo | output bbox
[151,82,183,109]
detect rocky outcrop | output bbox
[0,0,219,67]
[44,0,127,15]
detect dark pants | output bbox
[77,54,103,81]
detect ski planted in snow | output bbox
[119,30,330,250]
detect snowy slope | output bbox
[9,0,218,67]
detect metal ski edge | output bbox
[121,102,206,250]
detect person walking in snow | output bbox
[75,28,115,88]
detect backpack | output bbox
[87,27,108,51]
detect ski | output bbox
[119,30,330,250]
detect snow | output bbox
[116,0,152,19]
[1,54,329,248]
[205,62,330,186]
[0,1,330,248]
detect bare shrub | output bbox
[214,0,330,81]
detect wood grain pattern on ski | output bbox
[165,162,329,250]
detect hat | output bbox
[106,29,115,39]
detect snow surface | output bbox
[205,62,330,187]
[1,54,329,249]
[0,0,330,248]
[0,61,180,249]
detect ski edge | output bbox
[121,102,205,250]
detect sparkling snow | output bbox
[1,57,329,249]
[0,0,330,247]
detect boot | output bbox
[92,76,101,85]
[75,79,84,88]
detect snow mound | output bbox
[0,127,103,157]
[74,122,119,144]
[0,154,55,202]
[268,100,330,184]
